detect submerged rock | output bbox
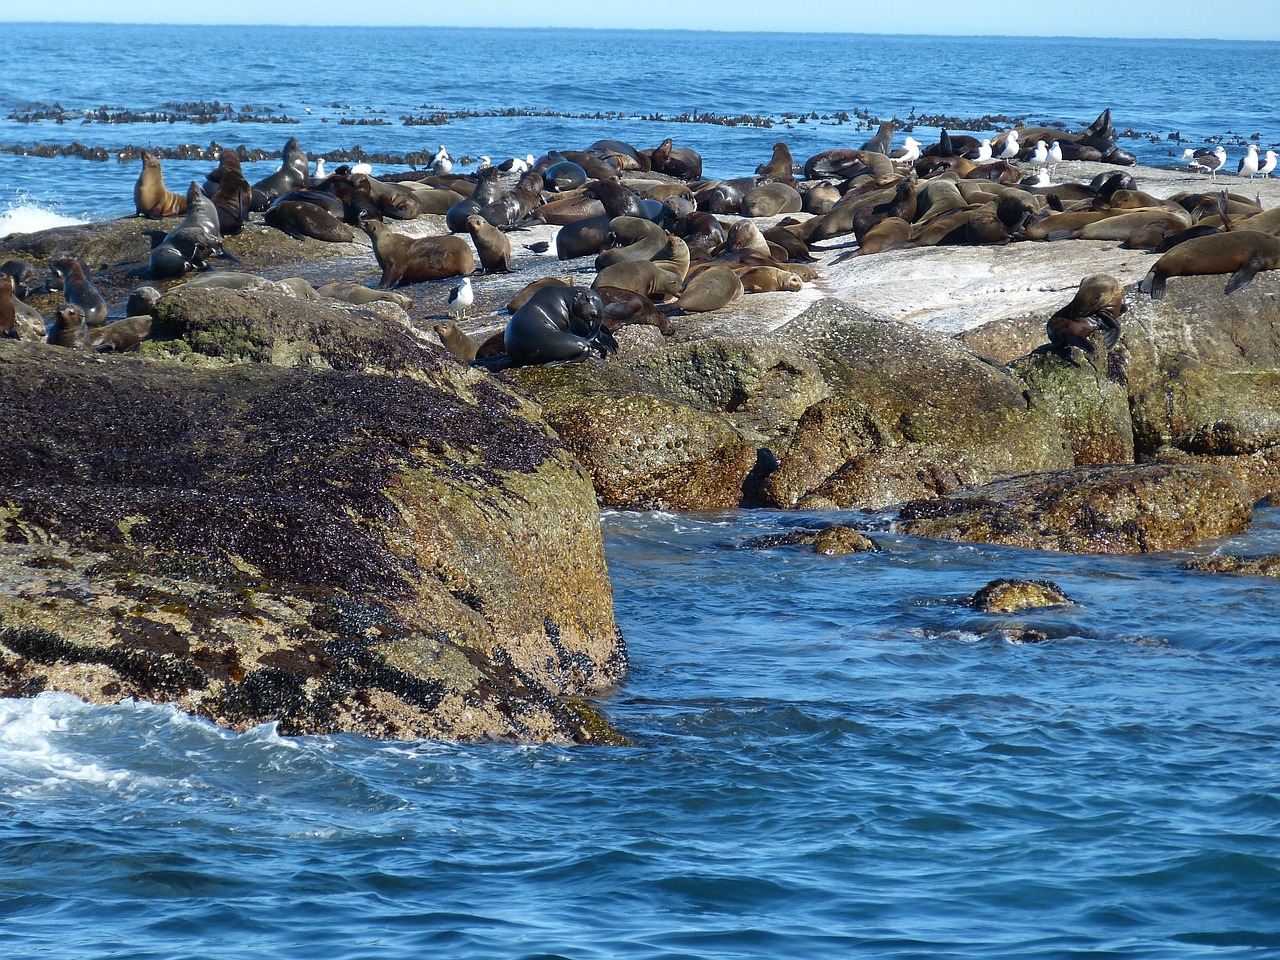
[969,578,1074,613]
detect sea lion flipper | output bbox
[1096,312,1122,349]
[1139,267,1164,299]
[1225,253,1267,295]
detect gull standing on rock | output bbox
[1031,140,1049,166]
[1047,140,1063,175]
[447,276,474,320]
[997,130,1020,159]
[1238,144,1260,178]
[890,137,922,164]
[1260,150,1279,178]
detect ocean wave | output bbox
[0,199,86,237]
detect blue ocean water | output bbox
[2,24,1280,959]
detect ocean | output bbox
[2,23,1280,959]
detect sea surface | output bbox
[2,23,1280,960]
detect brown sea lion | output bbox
[1139,230,1280,299]
[1047,274,1126,353]
[208,151,253,234]
[49,256,108,326]
[755,142,796,183]
[596,217,668,270]
[592,260,681,300]
[676,264,744,312]
[725,220,773,258]
[801,181,842,215]
[841,216,911,257]
[133,151,188,219]
[265,201,356,243]
[649,138,703,180]
[432,320,481,361]
[150,181,225,278]
[445,165,503,233]
[46,303,86,348]
[742,182,803,218]
[87,315,152,352]
[479,170,545,228]
[596,285,676,335]
[0,275,17,339]
[465,214,512,272]
[539,193,606,225]
[250,136,309,210]
[398,183,466,215]
[736,266,803,293]
[363,222,475,288]
[317,280,414,311]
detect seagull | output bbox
[1031,140,1049,166]
[499,153,534,174]
[447,276,473,320]
[966,139,993,163]
[1183,146,1227,179]
[477,155,492,170]
[997,130,1020,159]
[1237,144,1260,178]
[430,145,452,175]
[349,161,373,175]
[1047,140,1063,175]
[1023,167,1052,188]
[313,158,326,180]
[890,136,922,164]
[1261,150,1279,178]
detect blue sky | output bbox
[8,1,1279,40]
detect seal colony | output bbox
[3,106,1280,365]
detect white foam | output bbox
[0,200,86,238]
[0,693,133,796]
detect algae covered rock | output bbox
[1010,346,1135,466]
[765,299,1074,509]
[969,578,1074,613]
[508,360,758,511]
[897,462,1252,554]
[738,523,879,554]
[0,343,625,743]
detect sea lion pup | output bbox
[0,275,17,339]
[149,181,224,279]
[1046,274,1125,354]
[595,216,668,270]
[592,260,682,301]
[349,173,421,220]
[445,164,503,233]
[464,214,512,273]
[250,135,309,210]
[742,181,803,218]
[133,151,188,219]
[478,170,545,228]
[86,314,152,353]
[649,137,703,180]
[1,259,47,300]
[48,256,108,326]
[499,285,617,368]
[725,220,773,259]
[317,280,413,311]
[362,221,475,288]
[1139,230,1280,299]
[507,276,575,313]
[736,265,803,293]
[432,320,482,361]
[264,200,355,243]
[46,303,86,348]
[595,285,676,334]
[755,142,797,184]
[208,151,253,234]
[676,264,743,313]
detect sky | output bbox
[6,1,1279,40]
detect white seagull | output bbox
[447,276,474,320]
[1031,140,1049,166]
[1183,146,1227,179]
[971,139,993,163]
[313,158,327,180]
[430,145,452,175]
[1237,144,1260,178]
[1260,150,1279,178]
[1047,140,1063,174]
[997,130,1021,159]
[499,153,535,174]
[890,136,922,164]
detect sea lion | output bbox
[0,275,16,339]
[502,285,617,367]
[265,200,356,243]
[464,214,512,272]
[849,216,911,256]
[584,179,646,219]
[149,181,224,279]
[445,165,503,233]
[725,220,773,258]
[801,181,841,215]
[49,256,108,326]
[595,216,668,270]
[1047,274,1125,354]
[363,221,475,288]
[350,173,421,220]
[736,266,803,293]
[250,136,309,210]
[586,138,647,172]
[133,151,188,219]
[596,285,676,335]
[433,319,482,361]
[742,182,803,218]
[508,276,575,313]
[1139,230,1280,299]
[0,259,47,300]
[861,121,896,155]
[317,280,413,311]
[126,285,162,317]
[478,170,544,228]
[45,303,86,348]
[542,160,589,192]
[592,260,681,300]
[755,142,796,183]
[649,138,703,180]
[209,151,253,233]
[87,315,152,352]
[675,212,727,254]
[556,214,612,260]
[676,264,743,312]
[270,188,345,219]
[397,182,466,215]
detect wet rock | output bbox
[0,343,625,743]
[969,578,1073,613]
[738,523,879,554]
[1181,554,1280,578]
[898,461,1252,554]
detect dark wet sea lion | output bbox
[209,151,253,234]
[150,181,224,279]
[363,221,475,288]
[755,142,796,183]
[49,256,108,326]
[125,285,162,318]
[675,212,727,253]
[502,285,617,366]
[478,170,544,228]
[465,214,512,272]
[265,200,356,243]
[676,264,743,312]
[556,214,612,260]
[0,275,16,339]
[542,160,589,192]
[586,139,648,172]
[649,138,703,180]
[134,151,188,219]
[1140,230,1280,299]
[352,173,422,220]
[596,285,676,334]
[445,165,503,233]
[1046,274,1125,354]
[250,136,309,210]
[270,188,345,219]
[1,259,47,300]
[508,276,575,313]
